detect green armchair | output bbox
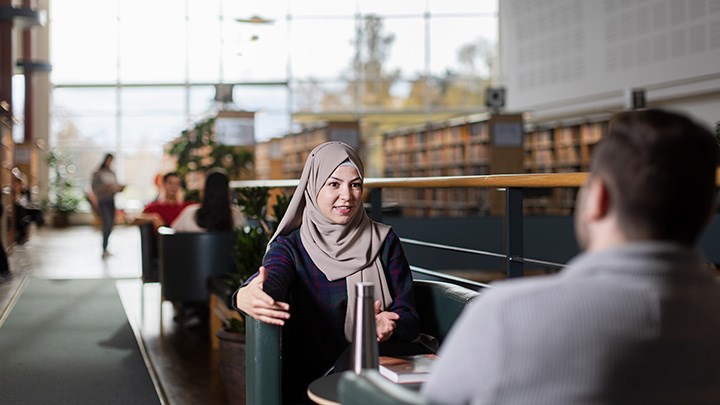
[244,279,482,405]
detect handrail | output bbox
[232,169,720,189]
[400,237,507,260]
[231,172,589,189]
[400,238,565,270]
[410,265,491,291]
[230,169,720,282]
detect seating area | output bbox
[4,1,720,404]
[157,227,236,325]
[137,218,486,404]
[133,219,487,404]
[245,279,482,405]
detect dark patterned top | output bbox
[246,227,419,400]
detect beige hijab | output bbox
[268,141,392,341]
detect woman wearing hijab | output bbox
[234,141,420,401]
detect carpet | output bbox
[0,278,161,404]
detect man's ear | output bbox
[584,176,611,221]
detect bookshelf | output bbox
[383,114,524,217]
[280,121,360,178]
[254,137,284,181]
[250,121,360,216]
[252,115,609,217]
[523,118,610,215]
[254,137,285,216]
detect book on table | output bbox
[378,354,438,384]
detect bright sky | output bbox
[50,0,498,85]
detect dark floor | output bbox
[0,225,228,405]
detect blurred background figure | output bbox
[170,168,246,328]
[171,168,245,233]
[137,172,191,229]
[12,169,44,245]
[90,153,125,258]
[0,201,9,282]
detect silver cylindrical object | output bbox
[351,282,379,373]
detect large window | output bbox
[50,0,498,207]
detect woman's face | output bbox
[317,165,362,224]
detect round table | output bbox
[307,373,342,405]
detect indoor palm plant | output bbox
[45,150,82,227]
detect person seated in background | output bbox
[132,172,192,280]
[137,172,193,228]
[13,171,44,244]
[170,168,246,328]
[422,109,720,404]
[171,168,245,232]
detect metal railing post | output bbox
[505,187,524,278]
[369,188,383,222]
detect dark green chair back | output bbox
[158,228,235,302]
[413,279,481,344]
[138,222,158,282]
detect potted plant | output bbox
[216,187,289,405]
[45,150,82,227]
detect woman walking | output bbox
[91,153,125,258]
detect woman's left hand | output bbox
[374,300,400,342]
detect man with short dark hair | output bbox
[423,109,720,404]
[140,172,193,228]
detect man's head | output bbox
[575,109,718,250]
[162,172,183,201]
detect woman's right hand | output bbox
[235,266,291,326]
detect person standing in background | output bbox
[91,153,125,258]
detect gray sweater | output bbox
[423,242,720,405]
[91,168,119,202]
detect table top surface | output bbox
[307,371,423,405]
[307,373,343,405]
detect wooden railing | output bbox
[231,170,720,286]
[230,172,589,190]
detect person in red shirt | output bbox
[139,172,194,228]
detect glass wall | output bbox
[49,0,498,208]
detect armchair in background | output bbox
[158,227,236,320]
[243,279,482,405]
[138,222,158,282]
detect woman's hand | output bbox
[235,266,291,326]
[374,300,400,342]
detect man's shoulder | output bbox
[482,273,570,304]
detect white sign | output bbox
[215,117,255,146]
